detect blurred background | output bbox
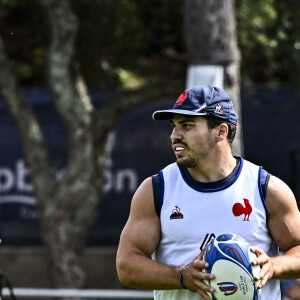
[0,0,299,299]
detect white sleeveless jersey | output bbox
[153,158,281,300]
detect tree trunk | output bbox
[38,0,101,290]
[185,0,243,155]
[185,0,239,65]
[0,0,181,292]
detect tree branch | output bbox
[93,79,184,146]
[0,35,57,206]
[39,0,97,206]
[39,0,93,128]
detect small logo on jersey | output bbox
[170,206,183,219]
[217,282,238,295]
[232,198,252,221]
[176,91,188,105]
[214,103,223,115]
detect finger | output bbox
[252,255,268,268]
[249,247,272,289]
[250,248,268,266]
[195,246,208,261]
[196,289,214,300]
[255,261,270,281]
[257,271,270,289]
[199,271,215,281]
[196,245,212,270]
[199,265,215,282]
[194,280,215,300]
[184,262,215,288]
[193,258,210,270]
[200,243,209,256]
[250,246,263,255]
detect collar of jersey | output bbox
[179,156,243,192]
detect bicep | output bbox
[266,175,300,252]
[118,177,161,259]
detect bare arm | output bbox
[116,177,181,290]
[251,175,300,287]
[116,177,215,299]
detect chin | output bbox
[176,157,196,168]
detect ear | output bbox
[216,123,228,142]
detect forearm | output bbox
[271,246,300,280]
[117,251,182,290]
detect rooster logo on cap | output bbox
[176,91,188,105]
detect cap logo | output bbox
[214,104,223,115]
[176,91,188,105]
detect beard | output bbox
[175,137,215,168]
[176,156,198,168]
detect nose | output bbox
[170,126,182,142]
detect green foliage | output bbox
[71,0,184,88]
[236,0,300,87]
[0,0,46,85]
[0,0,298,88]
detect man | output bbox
[116,85,300,300]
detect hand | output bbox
[250,246,274,289]
[181,249,215,300]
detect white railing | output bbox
[1,288,154,299]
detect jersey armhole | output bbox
[258,167,270,218]
[152,171,164,217]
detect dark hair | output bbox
[205,115,237,145]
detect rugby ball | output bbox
[203,233,261,300]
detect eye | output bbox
[182,122,193,128]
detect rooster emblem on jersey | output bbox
[232,198,252,221]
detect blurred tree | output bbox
[0,0,185,89]
[185,0,243,156]
[0,0,298,89]
[0,0,298,290]
[0,0,180,289]
[0,0,300,89]
[72,0,185,89]
[235,0,300,88]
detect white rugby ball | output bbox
[203,233,261,300]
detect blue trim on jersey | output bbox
[179,158,244,193]
[258,166,269,219]
[159,170,165,216]
[153,158,271,218]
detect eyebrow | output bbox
[170,117,197,125]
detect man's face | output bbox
[170,114,215,168]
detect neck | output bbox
[187,149,236,183]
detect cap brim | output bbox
[152,109,207,120]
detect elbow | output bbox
[116,266,128,286]
[117,271,131,287]
[116,256,133,287]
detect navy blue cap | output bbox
[152,85,238,125]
